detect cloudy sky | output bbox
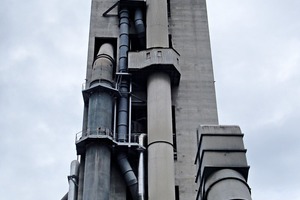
[1,0,299,199]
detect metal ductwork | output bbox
[117,7,130,142]
[117,153,138,200]
[134,8,146,49]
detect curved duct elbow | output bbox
[117,152,138,200]
[90,43,115,87]
[134,8,146,49]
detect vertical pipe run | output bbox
[117,6,139,200]
[68,160,80,200]
[82,43,115,200]
[138,134,147,200]
[117,8,130,142]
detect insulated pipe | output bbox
[134,8,146,49]
[117,8,130,142]
[205,169,252,200]
[117,153,138,200]
[82,44,115,200]
[68,160,80,200]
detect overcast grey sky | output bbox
[1,0,299,199]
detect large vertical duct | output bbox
[117,4,139,199]
[146,0,176,199]
[82,43,115,200]
[117,7,130,142]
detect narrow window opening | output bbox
[167,0,171,18]
[169,34,173,48]
[175,185,180,200]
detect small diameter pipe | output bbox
[138,134,147,200]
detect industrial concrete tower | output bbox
[62,0,252,200]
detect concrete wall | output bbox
[170,0,218,199]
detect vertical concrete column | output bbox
[146,0,175,199]
[147,73,175,200]
[146,0,169,48]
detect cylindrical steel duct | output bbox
[117,7,130,142]
[117,152,138,200]
[82,43,115,200]
[134,8,146,49]
[205,169,252,200]
[68,160,80,200]
[116,6,139,200]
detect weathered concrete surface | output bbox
[169,0,218,199]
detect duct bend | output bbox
[205,169,252,200]
[67,160,80,200]
[90,43,115,87]
[134,8,146,49]
[117,152,138,200]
